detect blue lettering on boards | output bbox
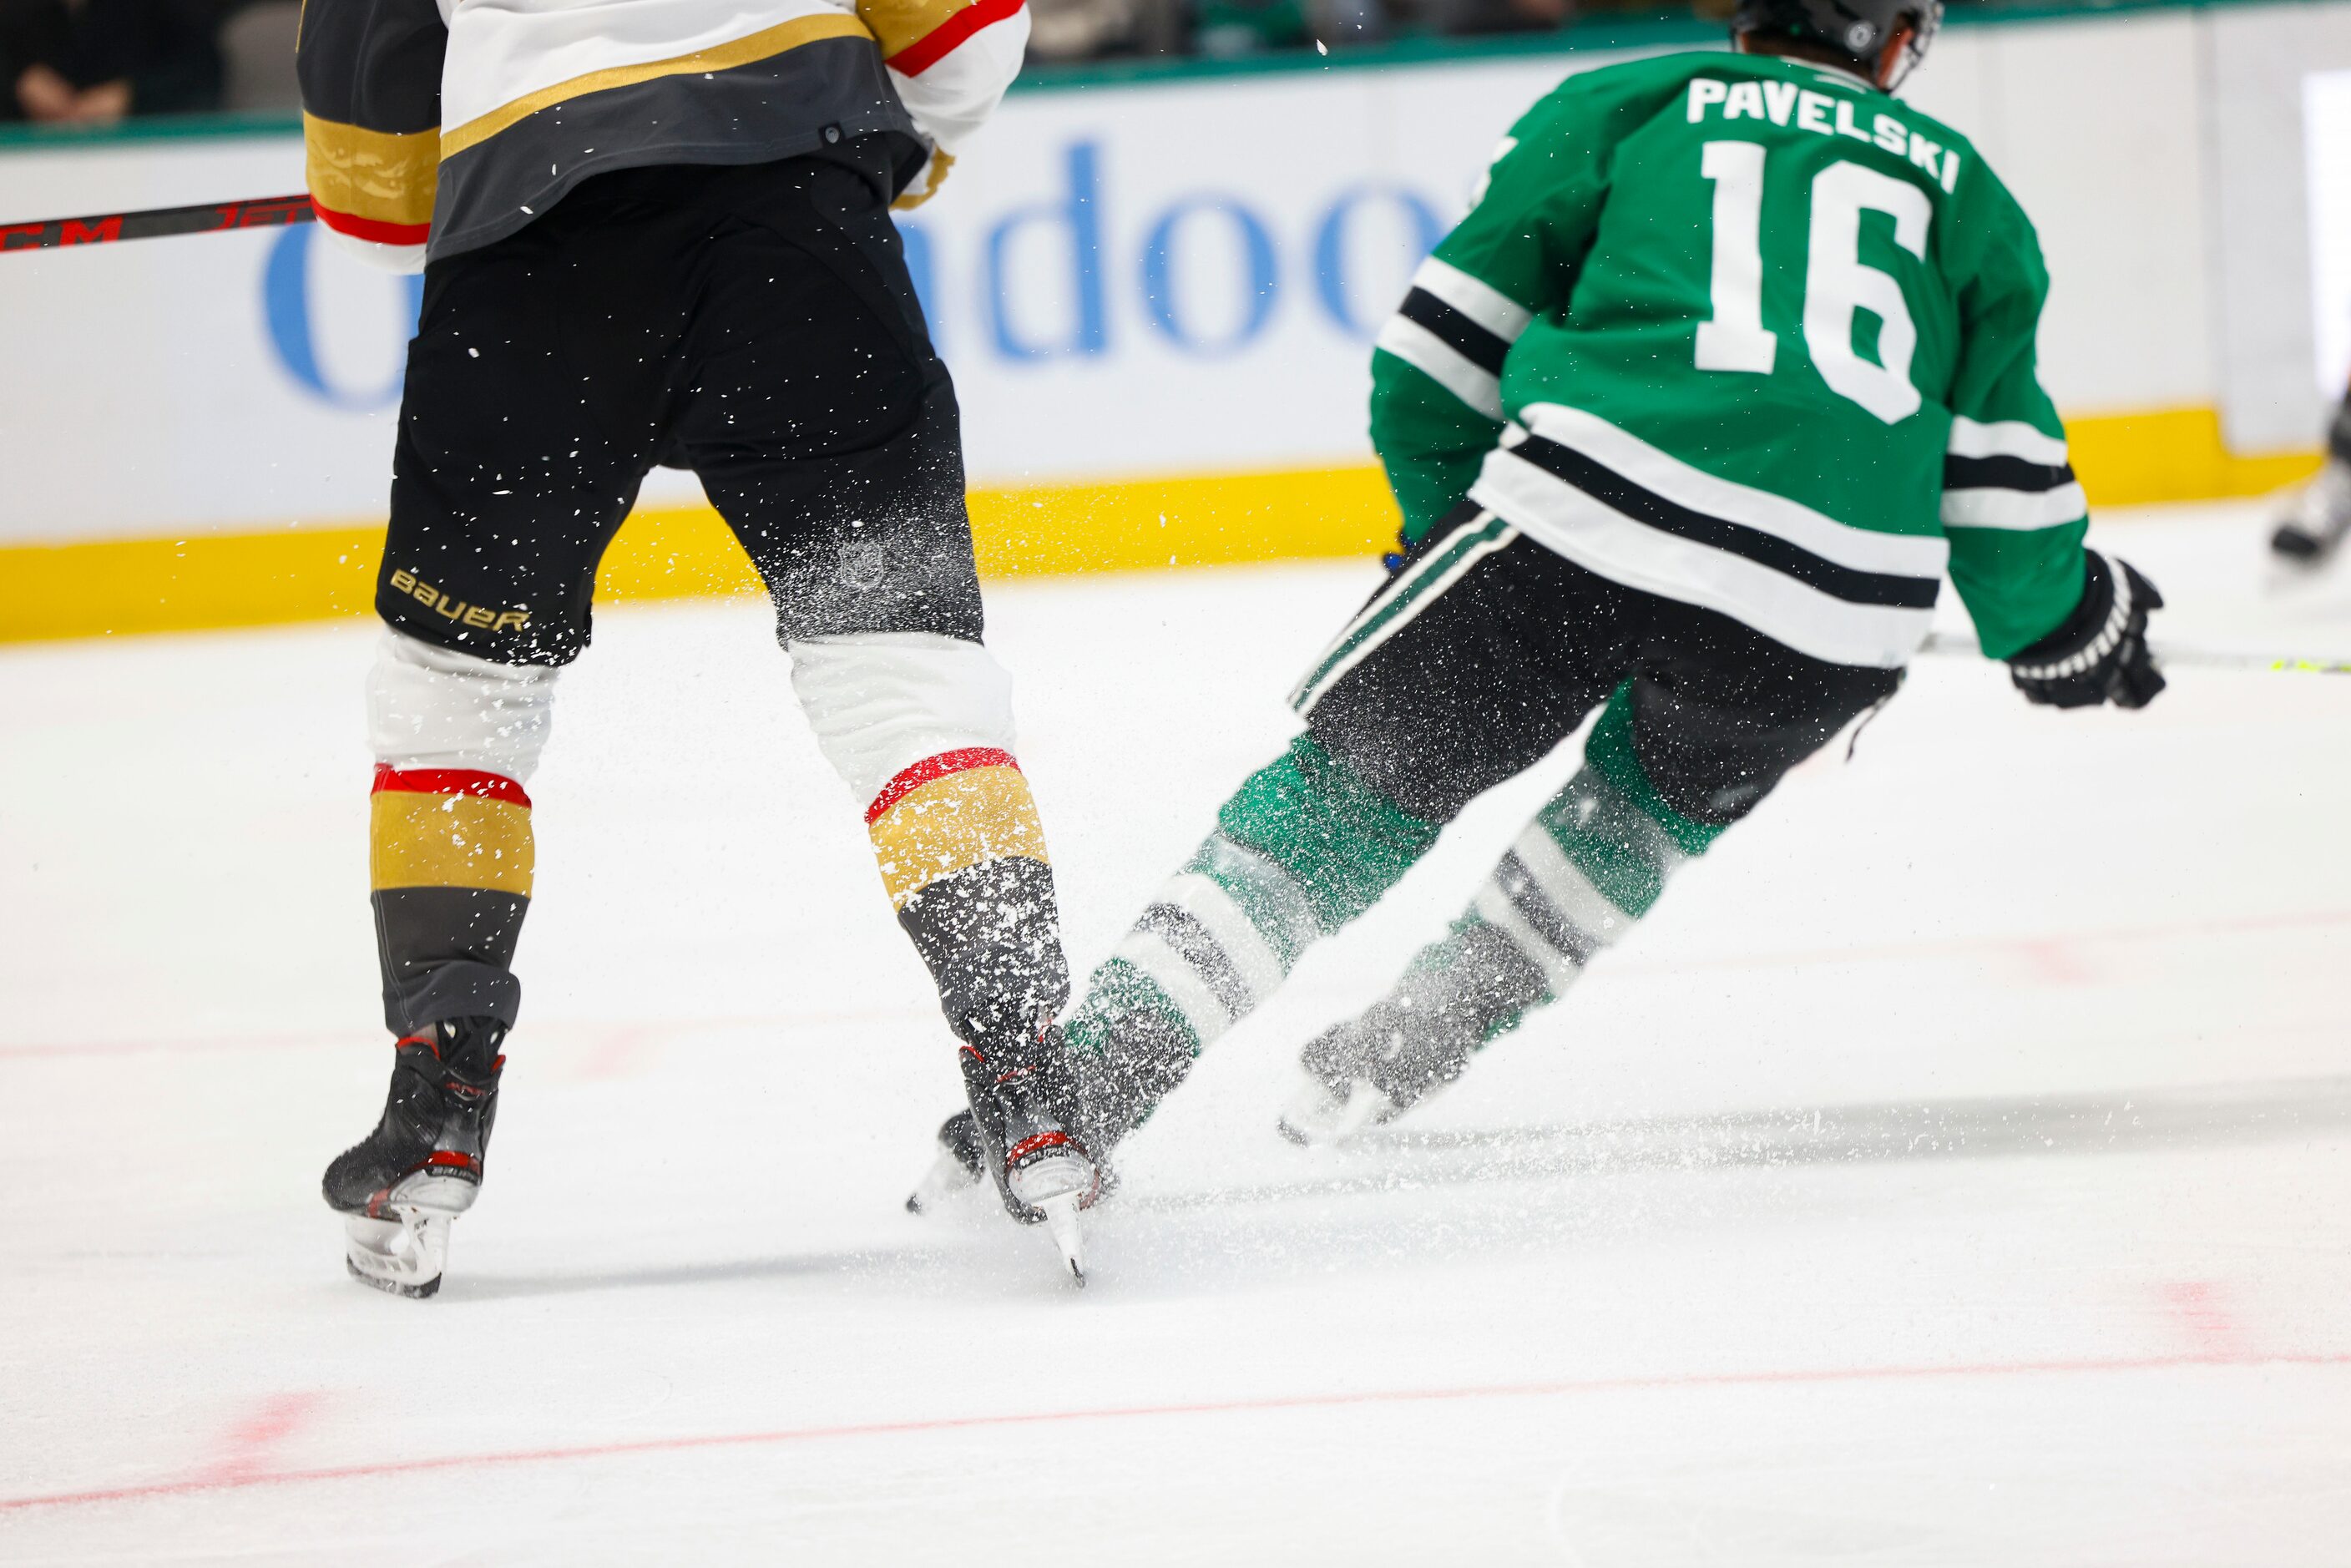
[984,140,1107,360]
[1140,197,1278,356]
[1313,185,1444,337]
[263,223,423,410]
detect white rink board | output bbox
[0,498,2346,1559]
[7,3,2351,549]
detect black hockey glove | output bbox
[2007,549,2166,710]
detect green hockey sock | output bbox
[1375,685,1728,1051]
[1066,735,1442,1135]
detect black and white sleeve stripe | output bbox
[1373,256,1533,422]
[1941,417,2089,530]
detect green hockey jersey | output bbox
[1369,48,2087,664]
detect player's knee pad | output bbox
[366,627,558,781]
[788,631,1019,808]
[791,632,1039,896]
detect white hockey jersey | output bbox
[297,0,1029,269]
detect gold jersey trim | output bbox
[440,13,872,161]
[303,114,439,227]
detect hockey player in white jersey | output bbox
[302,0,1100,1293]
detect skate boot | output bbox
[322,1017,506,1298]
[1277,1002,1475,1147]
[2271,458,2351,565]
[907,1101,1123,1217]
[958,1012,1100,1284]
[1277,923,1546,1146]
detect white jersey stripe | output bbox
[440,0,867,133]
[1375,316,1504,422]
[1470,448,1934,669]
[1160,872,1288,1002]
[1413,256,1535,342]
[1509,822,1634,943]
[1517,403,1950,579]
[1947,416,2069,466]
[1941,483,2091,531]
[1296,519,1520,715]
[1471,883,1581,987]
[1112,929,1233,1045]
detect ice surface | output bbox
[2,500,2347,1563]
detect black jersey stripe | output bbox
[1395,287,1510,377]
[1514,435,1942,610]
[1942,453,2076,493]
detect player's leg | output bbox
[669,149,1093,1257]
[327,205,666,1295]
[2271,388,2351,565]
[1057,507,1634,1160]
[1282,600,1902,1143]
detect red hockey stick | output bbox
[0,193,313,254]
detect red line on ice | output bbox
[192,1392,325,1485]
[4,1349,2343,1515]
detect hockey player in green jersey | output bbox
[901,0,2170,1202]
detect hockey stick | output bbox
[1919,629,2351,675]
[0,194,313,253]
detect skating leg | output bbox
[1280,695,1714,1141]
[1285,630,1901,1143]
[1061,733,1443,1151]
[791,632,1097,1277]
[328,629,558,1293]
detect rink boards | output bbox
[3,0,2350,640]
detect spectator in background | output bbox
[1,0,224,124]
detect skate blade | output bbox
[1008,1153,1094,1287]
[1034,1193,1087,1287]
[1276,1078,1396,1148]
[906,1142,983,1216]
[342,1182,467,1299]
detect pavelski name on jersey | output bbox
[1686,75,1962,194]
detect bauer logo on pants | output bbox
[388,569,530,633]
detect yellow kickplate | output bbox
[0,418,2319,647]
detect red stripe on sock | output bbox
[372,765,532,808]
[884,0,1025,75]
[1004,1130,1069,1166]
[864,748,1018,825]
[312,202,430,250]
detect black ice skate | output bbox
[1278,925,1545,1147]
[1277,1004,1468,1148]
[907,1102,1123,1218]
[956,1014,1100,1284]
[322,1018,505,1298]
[2271,459,2351,565]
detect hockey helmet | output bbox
[1731,0,1944,89]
